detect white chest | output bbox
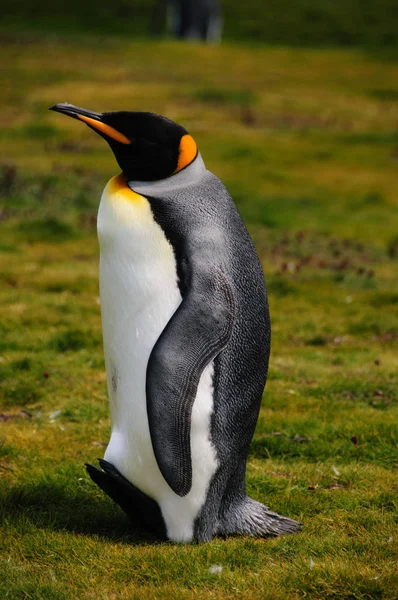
[97,175,182,436]
[96,175,218,542]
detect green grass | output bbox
[2,0,398,47]
[0,32,397,599]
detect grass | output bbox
[2,0,398,47]
[0,31,397,599]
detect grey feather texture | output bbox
[131,156,301,541]
[219,498,302,537]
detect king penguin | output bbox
[50,103,301,543]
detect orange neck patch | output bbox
[77,115,131,145]
[107,173,144,203]
[174,134,197,173]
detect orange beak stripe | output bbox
[77,115,131,145]
[174,135,197,173]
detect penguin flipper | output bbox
[146,267,236,497]
[86,460,166,537]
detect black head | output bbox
[49,104,198,181]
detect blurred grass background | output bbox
[0,2,397,599]
[2,0,398,47]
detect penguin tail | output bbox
[219,497,301,538]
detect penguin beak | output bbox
[49,103,131,145]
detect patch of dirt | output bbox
[0,409,33,421]
[258,230,381,278]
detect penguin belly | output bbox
[97,175,218,542]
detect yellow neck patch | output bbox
[106,173,144,203]
[174,134,197,174]
[77,115,131,145]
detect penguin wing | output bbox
[146,266,236,497]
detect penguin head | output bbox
[49,103,198,181]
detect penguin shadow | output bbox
[2,478,163,546]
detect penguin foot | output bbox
[85,460,166,538]
[219,497,301,538]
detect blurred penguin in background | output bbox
[151,0,222,42]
